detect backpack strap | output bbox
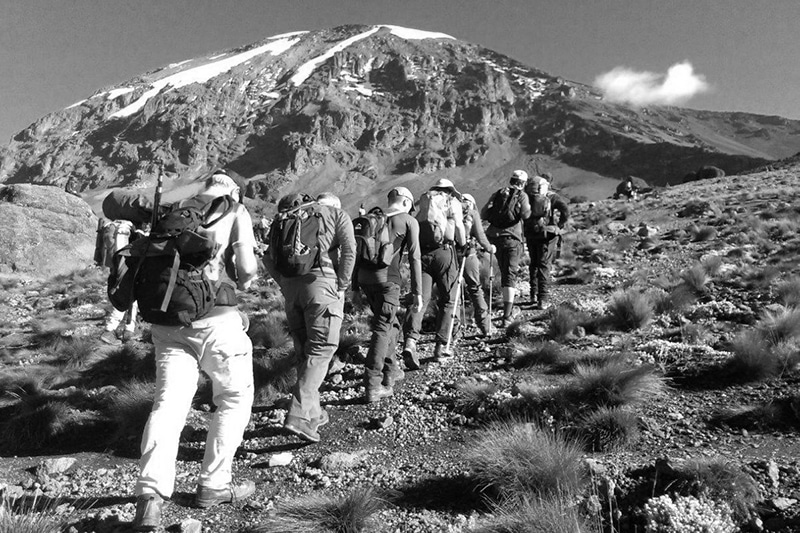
[159,249,182,312]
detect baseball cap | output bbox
[462,193,476,205]
[211,169,248,196]
[389,186,414,203]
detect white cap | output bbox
[510,170,529,183]
[530,175,549,195]
[462,193,476,205]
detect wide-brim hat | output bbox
[431,178,462,199]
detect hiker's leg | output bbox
[362,283,400,391]
[432,247,459,345]
[463,252,488,330]
[137,326,200,498]
[197,311,254,490]
[538,239,558,303]
[526,237,539,301]
[403,256,433,342]
[289,279,342,422]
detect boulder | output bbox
[0,184,97,277]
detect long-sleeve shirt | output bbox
[523,192,570,240]
[264,204,356,292]
[481,186,531,242]
[357,212,422,295]
[464,205,492,251]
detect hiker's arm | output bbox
[451,200,466,247]
[406,218,423,296]
[480,193,494,219]
[519,192,532,220]
[335,210,356,293]
[231,207,258,290]
[553,195,570,228]
[470,207,493,251]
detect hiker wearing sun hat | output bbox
[482,169,532,328]
[401,178,467,363]
[354,186,424,403]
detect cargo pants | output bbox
[526,236,558,302]
[462,249,489,332]
[403,245,459,345]
[361,282,404,391]
[281,276,344,422]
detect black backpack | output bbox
[353,207,395,269]
[268,198,327,277]
[107,195,236,326]
[485,187,522,229]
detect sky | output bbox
[1,0,799,142]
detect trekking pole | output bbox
[444,254,467,354]
[487,248,494,337]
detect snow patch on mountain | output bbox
[289,27,381,86]
[381,25,455,40]
[109,36,302,119]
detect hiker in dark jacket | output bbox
[482,170,531,328]
[461,193,495,337]
[355,187,423,403]
[263,193,356,444]
[524,175,569,310]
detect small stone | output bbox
[268,452,293,467]
[41,457,77,475]
[768,460,780,488]
[330,374,343,385]
[771,497,797,511]
[180,517,203,533]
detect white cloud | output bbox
[594,61,710,106]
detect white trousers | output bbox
[136,308,254,497]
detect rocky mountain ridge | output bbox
[2,24,800,212]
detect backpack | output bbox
[107,195,235,326]
[485,187,522,229]
[102,189,163,224]
[526,193,553,236]
[416,190,453,250]
[268,198,327,277]
[353,207,396,269]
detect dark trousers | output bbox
[463,250,489,331]
[361,282,403,390]
[403,246,459,345]
[489,236,522,288]
[526,237,557,300]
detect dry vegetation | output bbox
[1,168,800,531]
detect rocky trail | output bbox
[2,167,800,532]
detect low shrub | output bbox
[643,494,736,533]
[465,421,587,500]
[674,459,760,519]
[244,487,386,533]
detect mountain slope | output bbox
[2,24,800,211]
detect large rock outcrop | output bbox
[0,184,97,277]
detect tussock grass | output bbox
[606,290,653,331]
[244,487,386,533]
[679,265,709,295]
[82,344,155,386]
[104,380,154,444]
[336,333,366,364]
[577,407,640,452]
[465,421,586,500]
[504,319,527,340]
[0,496,71,533]
[248,311,291,350]
[253,351,299,405]
[29,317,75,349]
[562,361,666,410]
[0,396,103,453]
[756,306,800,345]
[672,459,760,519]
[53,337,98,368]
[455,379,498,415]
[470,495,590,533]
[712,395,800,430]
[725,307,800,382]
[510,340,565,369]
[700,255,723,276]
[690,225,717,242]
[547,306,588,341]
[776,276,800,307]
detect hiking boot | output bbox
[327,356,346,375]
[100,330,121,346]
[500,305,520,329]
[283,415,320,443]
[382,367,405,387]
[535,298,550,311]
[434,343,453,361]
[132,493,163,531]
[364,384,394,403]
[312,409,329,430]
[120,328,136,343]
[402,339,420,370]
[195,479,256,508]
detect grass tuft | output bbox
[104,380,154,445]
[577,407,640,452]
[776,277,800,307]
[253,351,299,405]
[0,496,72,533]
[564,361,666,410]
[455,379,498,415]
[672,459,760,519]
[244,487,386,533]
[469,495,590,533]
[248,311,291,350]
[606,290,653,331]
[465,421,586,500]
[510,340,565,369]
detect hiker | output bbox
[134,172,258,531]
[263,192,355,443]
[461,193,495,337]
[401,178,466,364]
[482,170,531,328]
[353,187,423,402]
[523,175,569,310]
[95,218,139,345]
[614,177,638,200]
